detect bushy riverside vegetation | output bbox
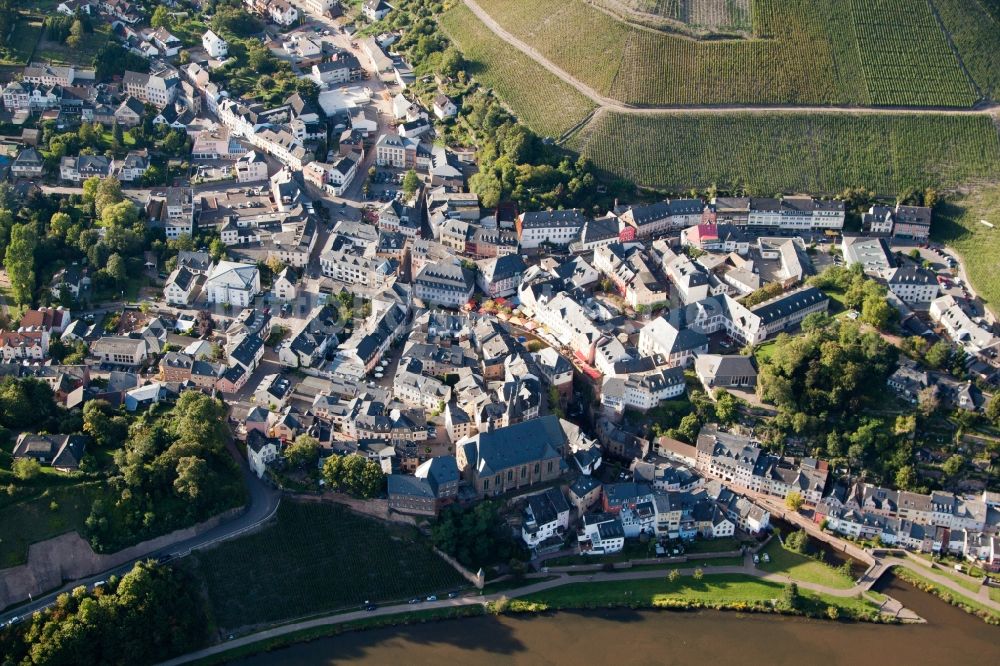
[0,562,209,666]
[439,4,594,138]
[473,0,988,107]
[566,112,1000,195]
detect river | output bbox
[235,577,998,666]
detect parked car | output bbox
[426,595,437,602]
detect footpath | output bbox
[159,552,917,666]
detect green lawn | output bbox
[0,17,42,66]
[0,482,101,568]
[752,340,777,363]
[990,587,1000,603]
[519,573,881,619]
[932,184,1000,317]
[926,562,983,593]
[190,501,466,631]
[757,539,855,589]
[893,566,1000,623]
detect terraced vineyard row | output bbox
[438,3,595,138]
[567,112,1000,195]
[606,0,751,31]
[850,0,976,107]
[473,0,993,107]
[933,0,1000,98]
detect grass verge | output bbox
[0,482,101,568]
[892,566,1000,625]
[506,573,887,622]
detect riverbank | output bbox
[167,565,900,665]
[494,573,890,623]
[191,606,487,666]
[892,566,1000,626]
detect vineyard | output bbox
[566,111,1000,195]
[850,0,976,107]
[932,0,1000,99]
[472,0,992,107]
[439,3,595,138]
[192,501,465,630]
[592,0,752,32]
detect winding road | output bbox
[461,0,1000,118]
[0,451,281,626]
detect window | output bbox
[521,467,526,479]
[534,463,540,475]
[507,470,513,481]
[483,479,488,491]
[547,461,553,473]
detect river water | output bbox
[236,577,998,666]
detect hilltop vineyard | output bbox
[567,112,1000,195]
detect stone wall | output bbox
[0,507,243,611]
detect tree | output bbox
[105,252,127,285]
[67,19,84,48]
[780,582,800,611]
[895,464,918,490]
[941,454,963,478]
[825,605,840,620]
[151,5,172,29]
[785,491,804,511]
[5,222,37,305]
[13,457,41,480]
[692,568,704,580]
[83,399,127,448]
[322,454,385,498]
[986,395,1000,427]
[860,294,891,330]
[784,529,809,554]
[668,568,680,583]
[173,456,212,502]
[438,47,465,77]
[402,169,420,198]
[285,434,320,468]
[924,341,951,369]
[714,389,740,425]
[917,386,940,416]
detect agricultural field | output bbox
[190,501,466,631]
[933,0,1000,100]
[473,0,990,107]
[566,111,1000,195]
[439,3,595,138]
[850,0,976,107]
[931,183,1000,316]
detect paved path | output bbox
[158,553,913,665]
[462,0,999,118]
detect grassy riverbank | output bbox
[506,573,887,622]
[192,606,487,666]
[892,566,1000,625]
[757,539,856,589]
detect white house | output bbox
[164,266,203,305]
[579,512,625,555]
[247,430,281,478]
[205,261,261,307]
[887,265,939,304]
[432,94,457,120]
[202,29,228,58]
[363,0,392,21]
[521,488,570,548]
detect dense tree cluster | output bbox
[808,264,895,330]
[0,561,208,666]
[321,454,385,498]
[85,393,246,552]
[0,377,75,433]
[755,317,913,481]
[432,501,527,569]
